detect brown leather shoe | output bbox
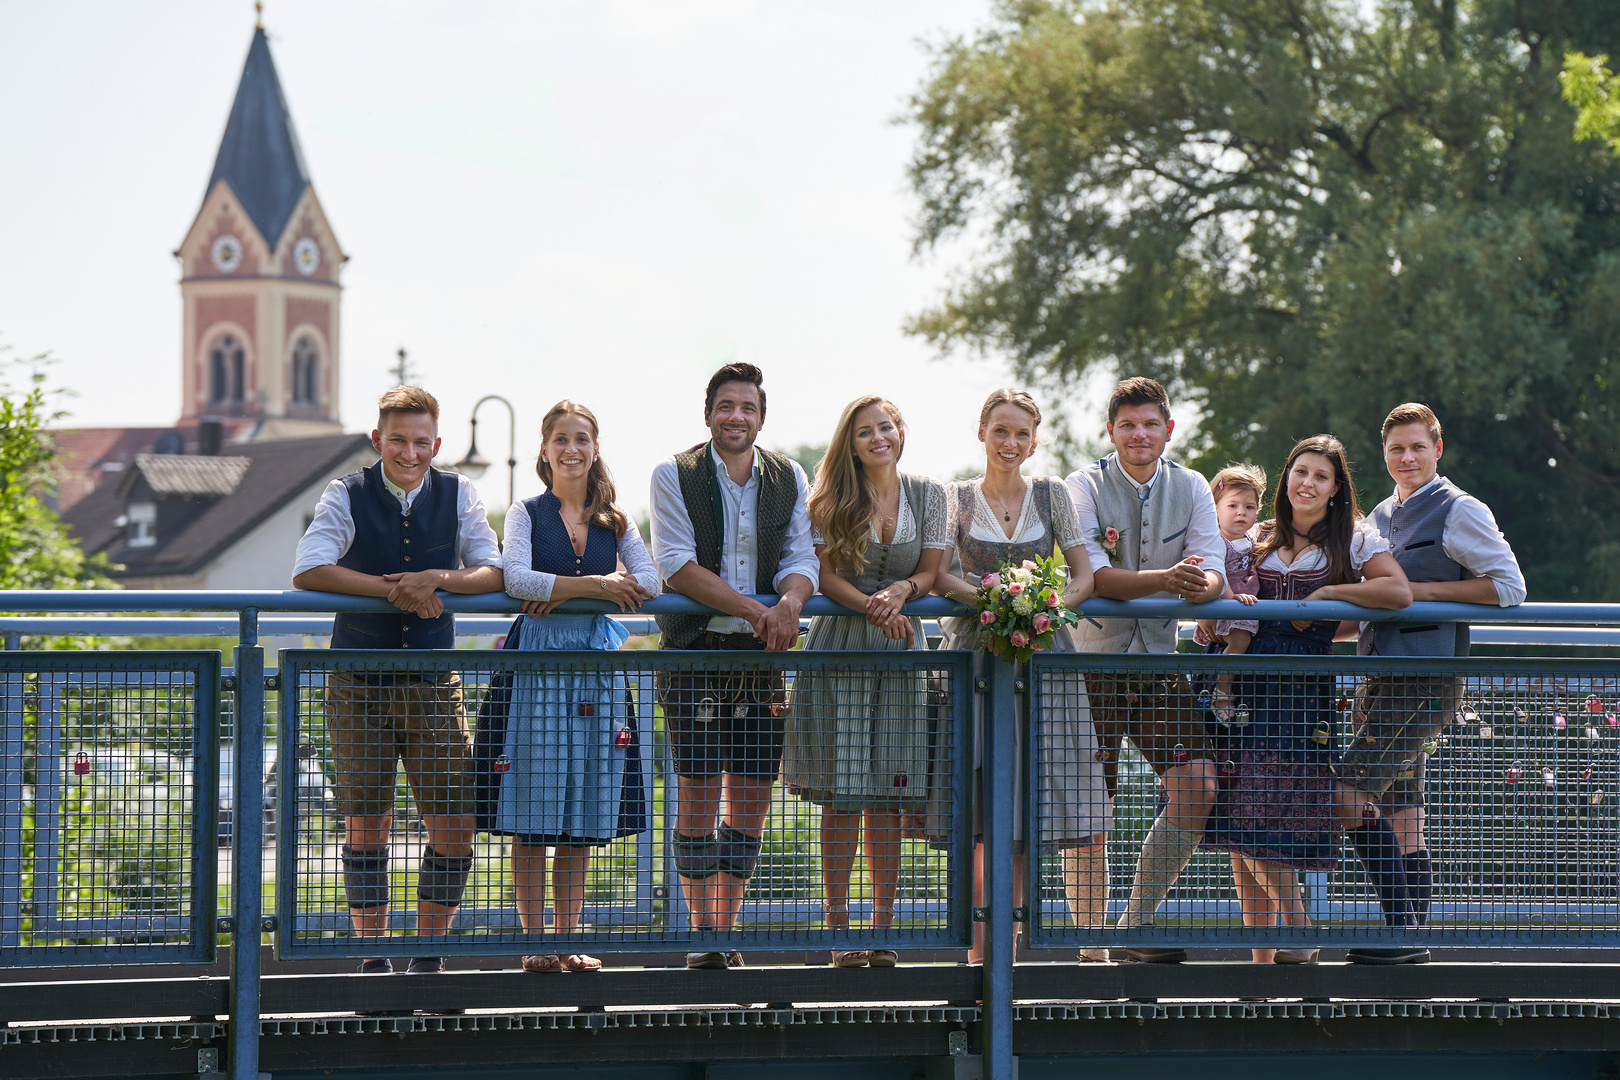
[1109,946,1187,964]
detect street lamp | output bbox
[453,395,518,508]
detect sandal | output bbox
[559,953,602,973]
[831,950,870,968]
[868,949,899,968]
[522,954,562,973]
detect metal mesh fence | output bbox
[1028,652,1620,949]
[0,652,220,967]
[275,648,973,959]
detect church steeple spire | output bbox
[206,24,310,250]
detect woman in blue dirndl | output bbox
[491,401,658,973]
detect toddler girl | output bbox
[1194,464,1265,721]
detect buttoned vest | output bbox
[1360,477,1471,657]
[1069,454,1198,654]
[655,443,800,649]
[330,461,459,650]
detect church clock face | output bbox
[211,234,243,273]
[294,236,320,276]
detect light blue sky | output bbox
[0,1,1109,515]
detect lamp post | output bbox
[453,395,518,509]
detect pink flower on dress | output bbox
[1010,630,1030,648]
[980,610,997,626]
[982,572,1001,588]
[1033,613,1051,633]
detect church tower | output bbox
[174,19,345,438]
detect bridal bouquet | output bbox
[971,555,1083,664]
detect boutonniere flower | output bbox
[1093,525,1126,566]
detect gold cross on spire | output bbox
[255,1,264,29]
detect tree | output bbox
[906,0,1620,599]
[1562,51,1620,155]
[1,349,116,609]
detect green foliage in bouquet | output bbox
[971,554,1083,665]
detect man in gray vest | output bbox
[1344,402,1525,963]
[1067,377,1226,964]
[649,362,818,971]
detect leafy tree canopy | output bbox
[907,0,1620,599]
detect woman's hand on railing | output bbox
[599,571,654,614]
[878,610,914,643]
[866,582,910,628]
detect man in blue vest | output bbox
[650,363,818,971]
[294,386,504,979]
[1345,402,1525,963]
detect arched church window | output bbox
[208,334,246,407]
[291,335,319,406]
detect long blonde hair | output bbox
[535,400,630,537]
[808,395,906,576]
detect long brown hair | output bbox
[807,395,906,576]
[535,400,630,537]
[1254,434,1361,586]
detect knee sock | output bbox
[1063,847,1109,929]
[1404,849,1433,926]
[1347,818,1413,927]
[1119,817,1201,927]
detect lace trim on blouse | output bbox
[1252,519,1392,577]
[501,499,662,602]
[953,477,1085,550]
[810,476,949,550]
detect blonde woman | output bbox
[931,389,1111,965]
[488,401,658,973]
[784,396,947,968]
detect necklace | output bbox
[984,483,1025,524]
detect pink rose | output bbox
[980,610,997,626]
[1021,559,1038,570]
[1010,630,1030,648]
[981,572,1001,588]
[1046,591,1060,608]
[1033,612,1051,632]
[1007,582,1024,596]
[1104,527,1120,544]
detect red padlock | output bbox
[493,754,511,774]
[1173,744,1189,764]
[614,727,632,750]
[73,751,90,776]
[893,774,908,788]
[1589,696,1604,714]
[579,700,595,717]
[1504,764,1523,785]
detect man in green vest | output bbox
[650,362,819,971]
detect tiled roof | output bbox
[207,28,310,247]
[65,434,374,579]
[130,453,252,497]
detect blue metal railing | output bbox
[4,590,1620,1080]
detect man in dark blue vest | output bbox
[293,386,504,978]
[1345,402,1525,963]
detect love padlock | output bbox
[614,728,632,750]
[73,751,90,776]
[493,754,512,774]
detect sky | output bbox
[0,0,1109,517]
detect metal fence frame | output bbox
[0,650,221,968]
[273,645,976,958]
[5,590,1620,1080]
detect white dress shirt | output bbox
[1066,456,1226,651]
[649,443,820,634]
[501,500,662,602]
[1390,475,1527,606]
[292,468,502,579]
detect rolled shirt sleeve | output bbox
[648,458,697,584]
[1445,495,1527,607]
[455,475,502,568]
[1181,469,1227,591]
[292,480,356,579]
[771,461,820,593]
